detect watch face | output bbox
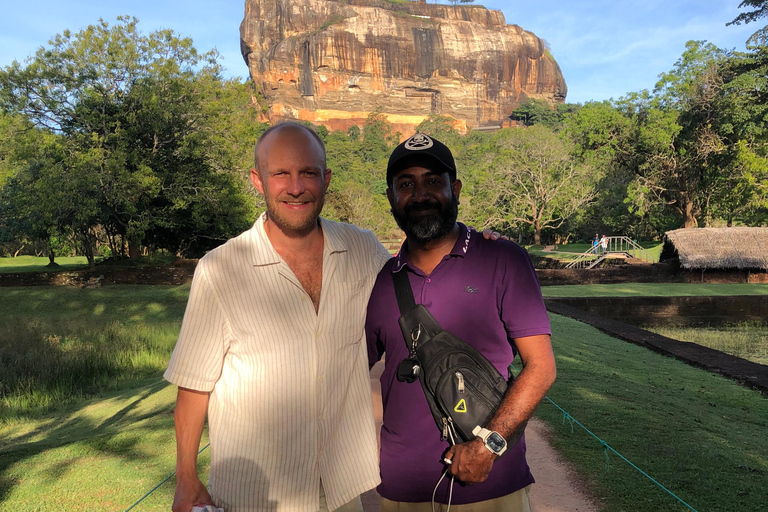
[487,432,506,453]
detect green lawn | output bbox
[0,255,177,273]
[541,282,768,297]
[1,286,767,511]
[0,285,190,419]
[0,255,93,273]
[537,314,768,512]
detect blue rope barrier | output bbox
[124,443,210,512]
[544,396,699,512]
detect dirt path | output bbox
[364,362,599,512]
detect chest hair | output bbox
[282,250,324,312]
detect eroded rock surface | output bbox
[240,0,567,134]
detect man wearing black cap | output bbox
[366,134,556,511]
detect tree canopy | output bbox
[0,17,259,263]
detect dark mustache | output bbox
[405,201,441,213]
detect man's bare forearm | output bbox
[445,334,556,483]
[487,334,556,440]
[174,387,210,480]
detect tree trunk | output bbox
[13,244,24,257]
[534,220,542,245]
[82,232,95,269]
[683,200,698,228]
[128,240,141,260]
[48,249,55,266]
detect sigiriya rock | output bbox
[240,0,567,134]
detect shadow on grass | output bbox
[0,378,172,503]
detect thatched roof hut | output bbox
[661,227,768,270]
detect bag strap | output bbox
[392,268,416,314]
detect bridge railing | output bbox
[565,236,653,269]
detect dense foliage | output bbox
[1,10,767,263]
[0,18,265,264]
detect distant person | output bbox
[600,235,608,254]
[592,234,599,253]
[366,134,556,512]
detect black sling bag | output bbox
[392,269,525,448]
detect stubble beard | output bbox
[266,192,325,236]
[392,194,459,244]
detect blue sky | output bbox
[0,0,758,104]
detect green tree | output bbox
[612,42,732,229]
[0,17,255,262]
[475,125,597,244]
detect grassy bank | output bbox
[0,285,189,420]
[648,322,768,366]
[537,314,768,512]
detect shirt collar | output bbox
[250,212,348,266]
[392,223,473,273]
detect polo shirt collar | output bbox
[392,223,473,273]
[249,212,348,266]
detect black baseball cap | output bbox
[386,133,457,185]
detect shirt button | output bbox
[301,296,307,301]
[426,278,431,283]
[318,373,324,381]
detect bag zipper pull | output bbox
[441,417,448,440]
[455,371,465,393]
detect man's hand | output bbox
[444,438,497,484]
[172,475,215,512]
[481,228,508,241]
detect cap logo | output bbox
[404,134,434,151]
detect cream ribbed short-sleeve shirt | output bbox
[164,213,391,512]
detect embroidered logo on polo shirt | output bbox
[464,286,478,294]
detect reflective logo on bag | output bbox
[454,399,467,413]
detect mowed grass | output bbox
[0,285,207,511]
[536,314,768,512]
[0,376,210,511]
[649,322,768,366]
[541,282,768,297]
[0,255,93,273]
[0,285,190,419]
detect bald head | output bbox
[254,122,327,174]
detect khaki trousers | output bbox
[380,485,531,512]
[319,481,364,512]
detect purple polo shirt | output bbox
[365,224,551,504]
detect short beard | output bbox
[392,194,459,244]
[265,192,325,237]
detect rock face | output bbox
[240,0,567,134]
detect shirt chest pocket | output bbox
[327,278,370,346]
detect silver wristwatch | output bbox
[472,425,507,456]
